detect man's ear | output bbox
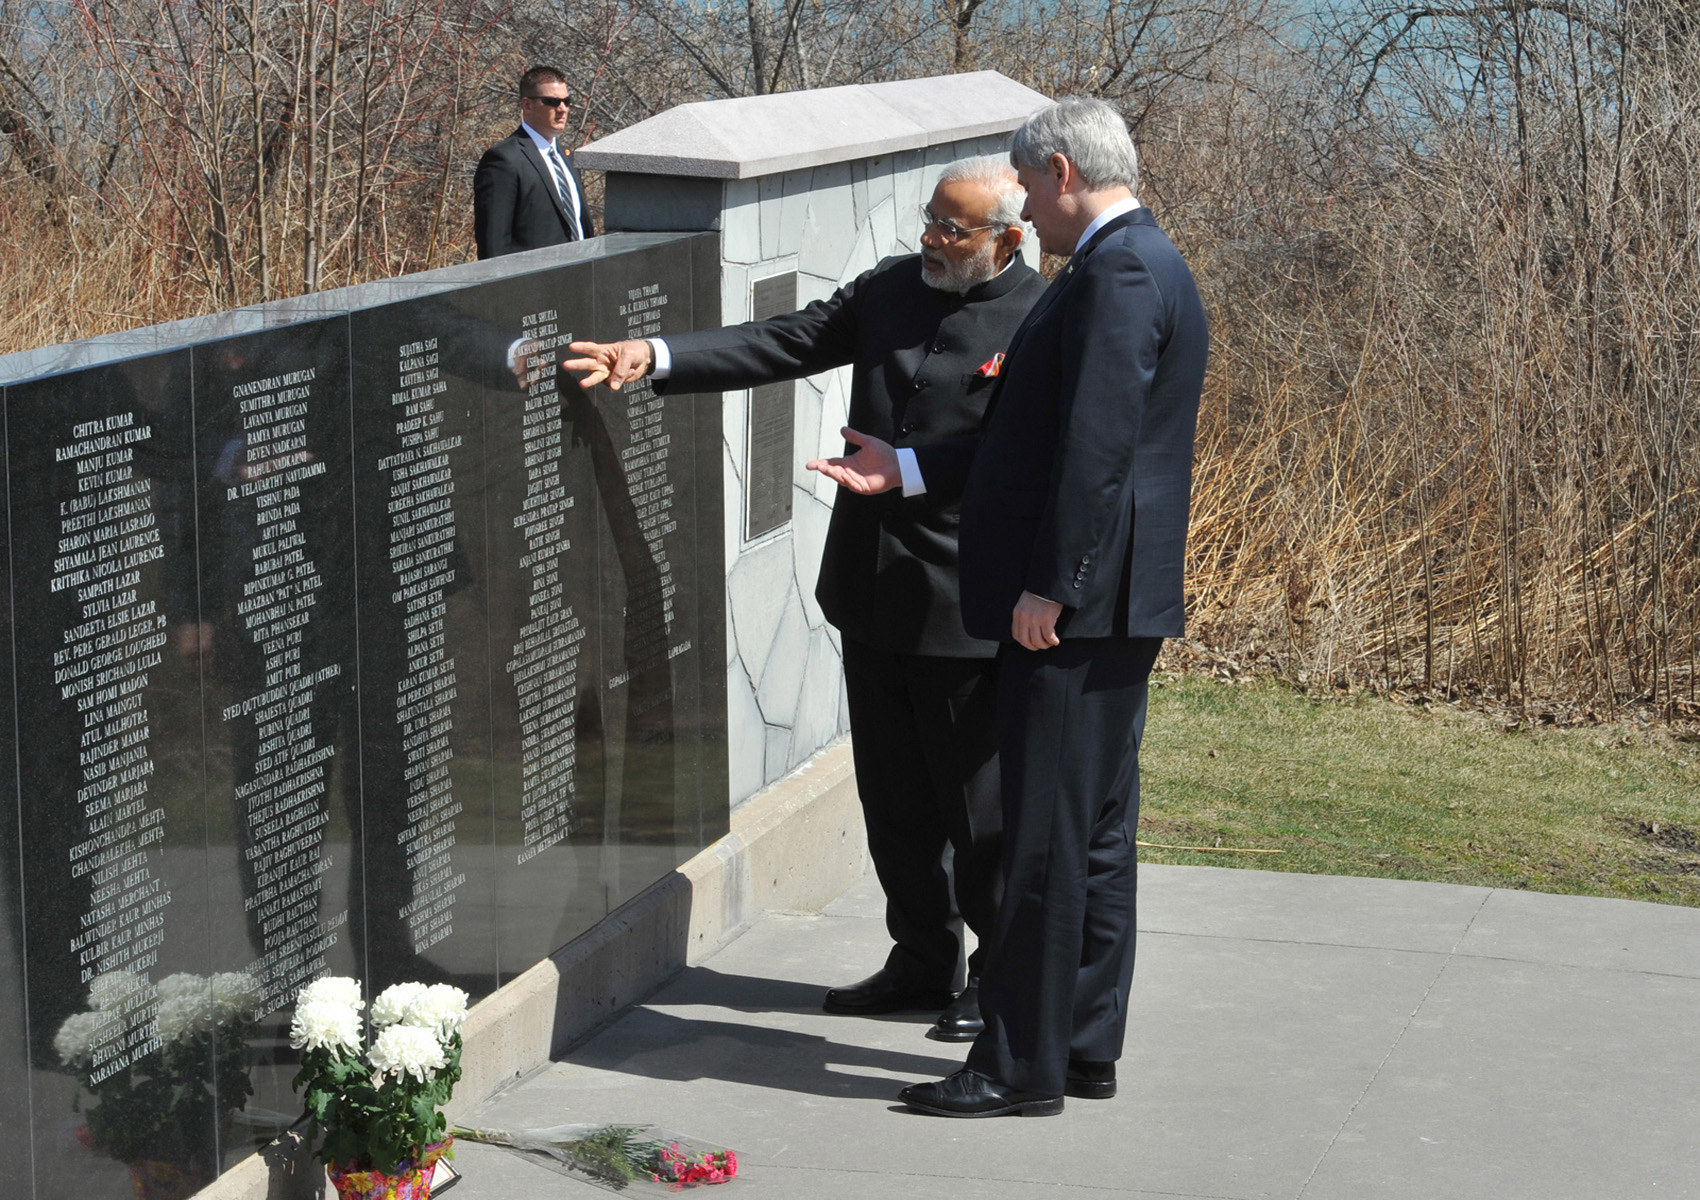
[996,225,1024,264]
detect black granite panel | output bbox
[744,272,799,541]
[475,266,610,982]
[689,234,731,850]
[347,299,503,1001]
[0,232,731,1197]
[191,322,363,1140]
[586,243,703,910]
[0,385,36,1196]
[6,353,221,1198]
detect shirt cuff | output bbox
[647,339,671,379]
[897,447,926,496]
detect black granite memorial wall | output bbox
[0,232,727,1198]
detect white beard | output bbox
[920,239,1001,294]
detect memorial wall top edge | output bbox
[575,71,1051,179]
[0,231,699,386]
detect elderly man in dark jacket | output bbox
[564,157,1044,1040]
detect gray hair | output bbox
[935,154,1029,231]
[1010,98,1139,194]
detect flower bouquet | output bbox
[289,977,468,1200]
[454,1123,738,1192]
[55,969,263,1200]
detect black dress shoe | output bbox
[1065,1058,1117,1099]
[929,984,983,1041]
[899,1069,1063,1118]
[822,969,955,1015]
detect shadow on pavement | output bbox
[560,967,963,1102]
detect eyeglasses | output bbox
[919,205,998,243]
[527,95,571,108]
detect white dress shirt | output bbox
[521,120,583,238]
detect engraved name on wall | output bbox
[378,335,467,952]
[217,363,347,1013]
[611,281,687,695]
[507,307,585,864]
[51,409,171,1079]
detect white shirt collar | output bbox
[1074,196,1141,256]
[520,121,557,153]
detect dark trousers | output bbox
[841,637,1003,989]
[966,636,1163,1095]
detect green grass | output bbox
[1140,674,1700,905]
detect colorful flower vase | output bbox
[326,1137,452,1200]
[126,1159,207,1200]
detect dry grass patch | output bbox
[1140,674,1700,905]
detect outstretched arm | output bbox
[806,428,900,494]
[562,339,652,390]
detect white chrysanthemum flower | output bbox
[209,972,263,1023]
[88,970,152,1012]
[297,976,364,1012]
[288,998,363,1054]
[156,989,218,1043]
[370,981,428,1027]
[403,984,469,1040]
[54,1010,119,1067]
[155,972,206,1003]
[367,1024,447,1083]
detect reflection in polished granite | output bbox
[1,421,34,1188]
[7,354,224,1198]
[0,233,727,1198]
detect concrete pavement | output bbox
[444,864,1700,1199]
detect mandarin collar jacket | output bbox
[656,254,1046,656]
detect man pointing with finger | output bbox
[564,157,1045,1042]
[809,98,1209,1117]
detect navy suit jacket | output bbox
[915,208,1208,642]
[658,255,1045,656]
[472,129,594,259]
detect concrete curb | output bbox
[198,738,866,1199]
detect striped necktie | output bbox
[544,144,582,240]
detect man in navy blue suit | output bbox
[808,97,1209,1117]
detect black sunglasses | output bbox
[527,95,571,108]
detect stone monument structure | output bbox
[0,71,1048,1199]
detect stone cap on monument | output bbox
[574,71,1050,179]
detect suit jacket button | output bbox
[914,379,928,391]
[1081,555,1091,564]
[1072,581,1082,589]
[932,340,945,354]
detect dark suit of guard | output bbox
[914,208,1208,1095]
[473,128,594,259]
[657,254,1046,994]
